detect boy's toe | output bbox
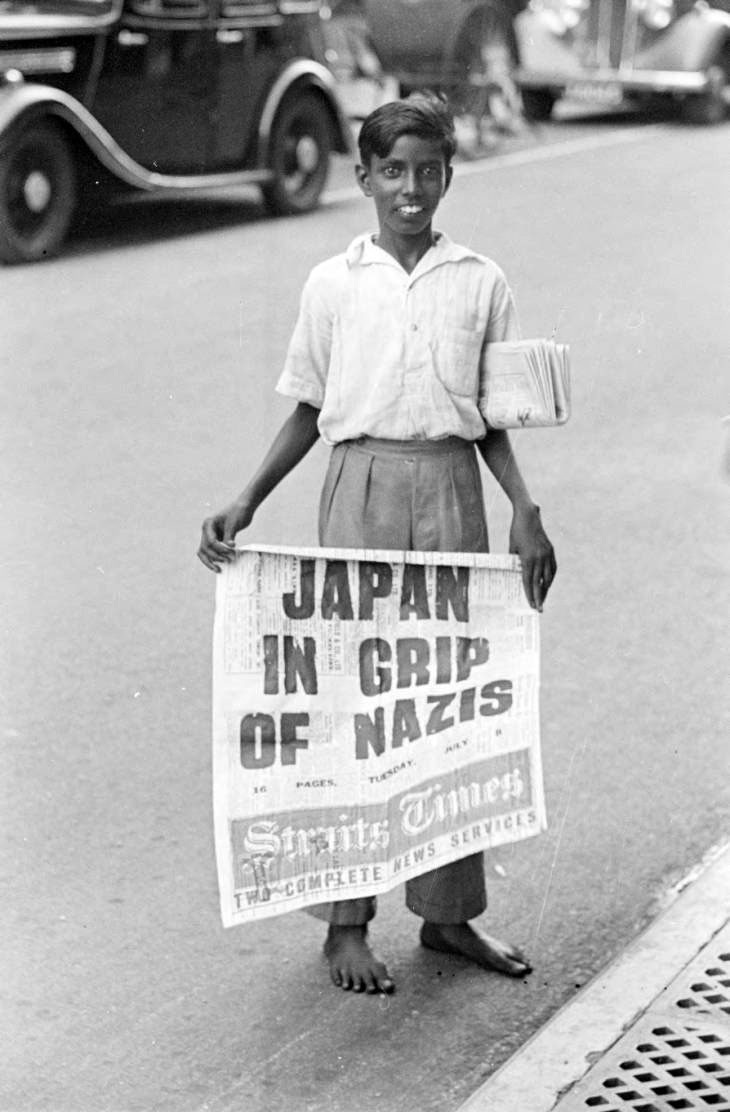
[491,943,532,976]
[378,974,395,994]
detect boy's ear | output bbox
[355,163,373,197]
[443,164,454,195]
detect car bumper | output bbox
[516,67,712,95]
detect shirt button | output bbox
[410,323,418,332]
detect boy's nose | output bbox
[402,170,419,196]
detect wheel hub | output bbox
[22,170,52,214]
[295,136,319,175]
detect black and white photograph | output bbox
[2,2,729,1111]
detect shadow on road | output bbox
[67,189,273,260]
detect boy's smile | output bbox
[356,134,453,268]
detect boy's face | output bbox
[356,134,452,243]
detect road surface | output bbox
[1,112,729,1112]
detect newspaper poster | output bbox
[213,545,546,926]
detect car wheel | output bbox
[262,92,332,216]
[0,120,76,264]
[451,4,522,131]
[521,88,556,122]
[680,64,727,126]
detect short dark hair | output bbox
[358,92,457,167]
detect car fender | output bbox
[257,59,352,161]
[0,82,183,189]
[443,0,520,62]
[634,8,730,73]
[515,6,730,79]
[0,81,280,190]
[365,0,519,79]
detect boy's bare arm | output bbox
[198,402,320,572]
[476,429,557,611]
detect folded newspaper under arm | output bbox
[479,338,571,429]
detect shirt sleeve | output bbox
[485,267,521,342]
[275,269,333,408]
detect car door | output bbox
[207,0,285,171]
[92,0,216,174]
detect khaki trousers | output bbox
[308,435,489,926]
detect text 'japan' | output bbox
[238,560,514,768]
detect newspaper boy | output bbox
[198,94,557,995]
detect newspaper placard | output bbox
[213,545,546,926]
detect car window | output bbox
[128,0,209,18]
[0,0,116,12]
[220,0,278,14]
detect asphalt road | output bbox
[2,112,729,1112]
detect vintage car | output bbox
[0,0,352,264]
[361,0,528,120]
[514,0,730,124]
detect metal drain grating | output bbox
[555,926,730,1112]
[557,1017,730,1111]
[655,926,730,1028]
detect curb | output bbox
[457,841,730,1112]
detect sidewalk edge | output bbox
[457,840,730,1112]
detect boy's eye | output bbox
[382,166,400,178]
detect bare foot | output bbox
[323,924,395,994]
[420,922,532,977]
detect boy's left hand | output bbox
[509,504,557,612]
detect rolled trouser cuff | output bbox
[405,852,487,924]
[305,896,377,926]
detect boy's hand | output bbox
[197,499,253,572]
[509,504,557,612]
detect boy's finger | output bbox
[222,512,244,546]
[521,559,536,610]
[201,522,235,555]
[531,562,544,612]
[535,554,557,608]
[197,549,222,573]
[209,538,235,556]
[542,552,557,596]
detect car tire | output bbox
[521,88,556,122]
[680,64,727,126]
[0,119,76,264]
[262,92,332,216]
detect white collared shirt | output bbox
[276,232,520,445]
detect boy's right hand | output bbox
[197,499,253,572]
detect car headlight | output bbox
[531,0,589,33]
[558,0,589,29]
[634,0,675,30]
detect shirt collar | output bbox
[345,231,482,271]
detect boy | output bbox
[198,95,556,996]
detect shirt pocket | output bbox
[433,324,484,397]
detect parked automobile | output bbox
[515,0,730,124]
[0,0,351,264]
[361,0,528,120]
[319,0,400,119]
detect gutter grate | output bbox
[655,931,730,1028]
[561,1019,730,1110]
[555,926,730,1112]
